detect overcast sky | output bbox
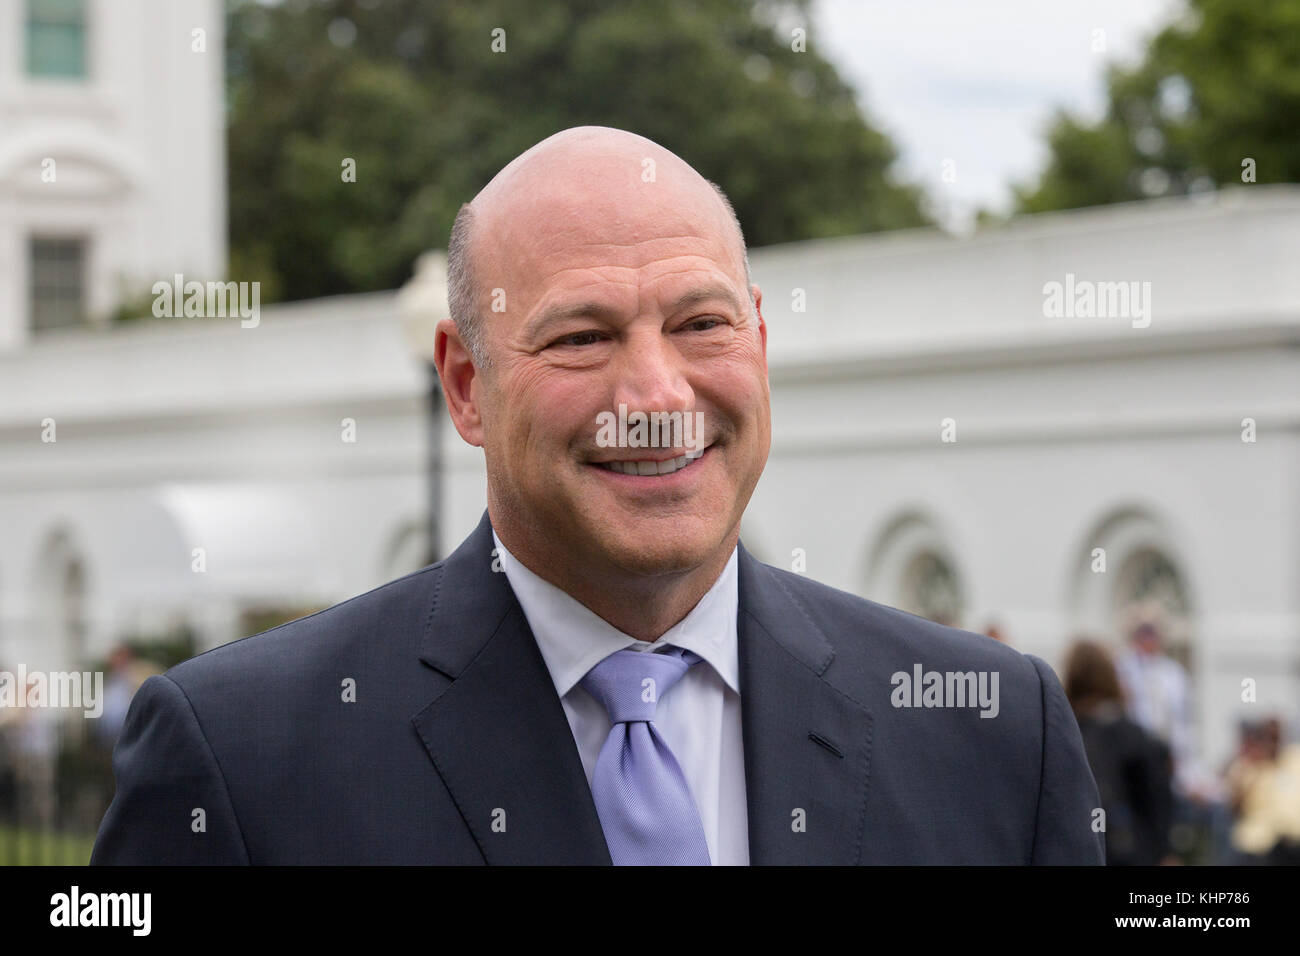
[813,0,1183,230]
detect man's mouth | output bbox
[592,446,709,477]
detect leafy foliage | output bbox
[1016,0,1300,213]
[226,0,928,302]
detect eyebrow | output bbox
[527,300,624,337]
[526,284,746,339]
[666,285,746,317]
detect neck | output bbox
[493,523,737,643]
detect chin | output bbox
[592,520,724,578]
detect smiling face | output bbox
[439,128,771,585]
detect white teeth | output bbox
[598,451,705,476]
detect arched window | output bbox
[899,551,964,627]
[1114,546,1192,666]
[1069,507,1195,662]
[866,512,967,627]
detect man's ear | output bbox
[751,284,767,365]
[434,318,485,448]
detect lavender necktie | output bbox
[580,645,711,865]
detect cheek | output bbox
[499,366,603,456]
[705,362,769,431]
[706,335,768,390]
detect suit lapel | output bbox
[738,545,875,865]
[412,517,874,865]
[411,513,611,864]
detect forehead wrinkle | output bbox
[536,242,740,282]
[528,263,643,295]
[637,264,748,306]
[521,246,729,293]
[638,263,741,283]
[566,233,721,251]
[523,235,727,280]
[532,261,743,315]
[519,274,638,334]
[569,220,746,283]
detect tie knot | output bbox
[581,646,700,724]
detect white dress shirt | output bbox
[1116,648,1201,794]
[491,529,749,865]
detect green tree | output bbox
[1015,0,1300,214]
[226,0,928,302]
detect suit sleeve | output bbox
[1025,654,1106,865]
[91,674,250,865]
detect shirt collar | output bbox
[491,529,740,698]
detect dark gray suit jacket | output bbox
[91,512,1104,864]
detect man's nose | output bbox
[610,329,695,413]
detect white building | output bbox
[743,187,1300,771]
[0,0,224,349]
[0,0,1295,776]
[2,188,1297,773]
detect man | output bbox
[92,127,1103,865]
[1114,611,1199,796]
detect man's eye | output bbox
[681,316,724,332]
[553,331,604,347]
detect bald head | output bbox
[446,126,751,367]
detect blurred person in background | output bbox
[982,622,1009,645]
[1115,608,1211,799]
[94,645,159,750]
[0,674,59,832]
[1064,638,1174,865]
[1223,717,1300,865]
[1116,605,1228,861]
[0,661,18,833]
